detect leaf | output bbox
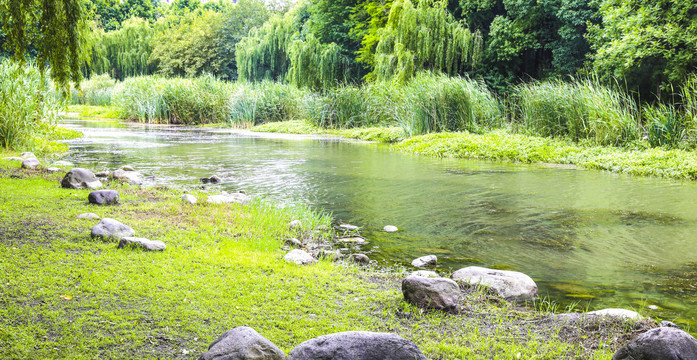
[60,295,73,300]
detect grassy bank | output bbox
[0,162,652,359]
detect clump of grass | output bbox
[0,59,62,151]
[307,85,369,128]
[71,74,116,106]
[643,103,686,148]
[163,75,233,125]
[395,72,501,137]
[514,78,640,146]
[112,76,168,122]
[228,81,308,127]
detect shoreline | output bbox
[0,157,657,359]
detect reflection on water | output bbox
[62,118,697,329]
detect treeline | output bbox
[76,0,697,99]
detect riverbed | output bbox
[61,118,697,329]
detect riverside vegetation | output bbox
[0,158,658,359]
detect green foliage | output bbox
[0,59,61,150]
[644,104,686,148]
[395,73,501,136]
[350,0,393,73]
[287,35,358,89]
[514,79,639,146]
[1,0,90,93]
[587,0,697,97]
[373,0,482,82]
[89,17,157,80]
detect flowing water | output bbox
[62,118,697,329]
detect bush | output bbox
[514,79,640,146]
[0,59,61,150]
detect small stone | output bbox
[90,218,135,241]
[118,237,166,251]
[61,168,102,190]
[452,266,538,301]
[612,327,697,360]
[648,305,659,310]
[338,223,359,231]
[95,171,110,177]
[337,236,367,244]
[287,331,427,360]
[200,327,286,360]
[284,249,316,265]
[285,238,303,247]
[411,270,440,278]
[383,225,398,232]
[20,152,36,159]
[88,190,119,205]
[661,320,680,328]
[200,175,222,184]
[350,254,370,265]
[21,158,40,169]
[51,160,74,167]
[77,213,100,220]
[47,167,63,173]
[120,165,135,171]
[182,194,197,205]
[411,255,437,268]
[319,250,342,261]
[206,193,249,205]
[587,308,642,321]
[288,220,302,230]
[402,275,460,312]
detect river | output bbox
[61,118,697,329]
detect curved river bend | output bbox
[62,118,697,328]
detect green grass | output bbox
[0,164,650,359]
[67,105,123,119]
[393,130,697,180]
[253,120,406,143]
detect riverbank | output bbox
[0,160,653,359]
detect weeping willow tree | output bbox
[90,17,156,80]
[287,35,357,90]
[236,14,296,82]
[373,0,482,82]
[1,0,90,92]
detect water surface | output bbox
[62,119,697,328]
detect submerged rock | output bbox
[206,193,249,205]
[383,225,398,232]
[199,327,286,360]
[287,331,428,360]
[402,275,460,312]
[284,249,316,265]
[451,266,538,301]
[112,168,143,185]
[411,255,437,268]
[612,327,697,360]
[338,223,359,231]
[90,218,135,241]
[182,194,197,205]
[118,237,166,251]
[61,168,102,190]
[200,175,222,184]
[337,236,367,245]
[88,190,120,205]
[21,158,40,169]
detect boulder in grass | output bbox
[612,327,697,360]
[350,253,370,265]
[21,158,40,169]
[287,331,428,360]
[451,266,538,301]
[61,168,102,190]
[206,193,249,205]
[88,190,120,205]
[112,168,143,185]
[199,327,286,360]
[182,194,197,205]
[284,249,316,265]
[118,237,166,251]
[402,275,460,312]
[91,218,135,241]
[411,255,437,268]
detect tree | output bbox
[1,0,90,92]
[587,0,697,97]
[90,17,157,80]
[350,0,393,71]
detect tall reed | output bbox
[112,76,168,122]
[514,79,640,146]
[71,74,116,106]
[0,59,61,150]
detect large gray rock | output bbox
[21,158,40,169]
[118,237,166,251]
[112,168,143,185]
[207,193,249,205]
[612,327,697,360]
[199,327,286,360]
[61,168,102,190]
[287,331,427,360]
[411,255,437,268]
[91,218,135,241]
[88,190,120,205]
[284,249,316,265]
[452,266,538,301]
[402,275,460,312]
